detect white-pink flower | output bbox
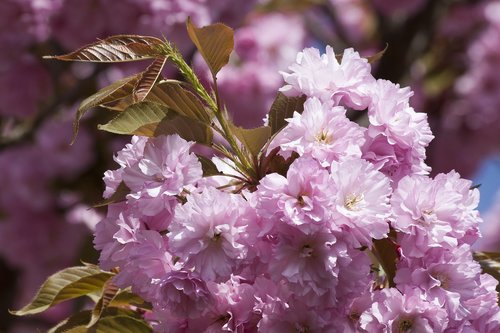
[391,171,481,256]
[123,134,202,196]
[256,157,334,233]
[168,187,252,282]
[269,97,365,166]
[329,158,392,246]
[281,46,375,109]
[359,288,448,332]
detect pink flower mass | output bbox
[77,42,500,331]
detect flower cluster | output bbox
[95,45,499,332]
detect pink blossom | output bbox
[155,270,214,319]
[94,203,143,270]
[367,80,433,151]
[258,296,335,333]
[168,188,252,282]
[121,135,202,217]
[329,158,391,246]
[268,224,343,299]
[281,46,375,109]
[103,135,147,198]
[391,171,480,256]
[359,288,448,332]
[256,157,333,233]
[269,97,365,166]
[114,230,174,300]
[394,245,483,322]
[123,134,201,195]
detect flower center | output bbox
[433,272,450,289]
[398,318,413,332]
[417,209,434,226]
[344,194,364,211]
[315,130,333,144]
[300,244,314,258]
[153,173,165,182]
[295,323,311,333]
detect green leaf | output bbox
[109,289,152,310]
[268,93,307,135]
[44,35,163,63]
[366,43,388,64]
[11,265,114,316]
[49,308,152,333]
[73,74,140,144]
[196,154,221,177]
[154,112,213,144]
[98,102,169,136]
[133,57,168,102]
[186,18,234,76]
[88,281,120,327]
[94,182,130,208]
[48,310,93,333]
[232,125,271,157]
[148,81,210,122]
[91,314,152,333]
[473,251,500,293]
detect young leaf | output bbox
[103,95,135,112]
[154,112,213,144]
[94,181,130,208]
[268,93,307,135]
[44,35,163,63]
[148,81,210,122]
[196,154,222,177]
[186,18,234,76]
[366,44,388,64]
[133,57,168,102]
[98,102,169,136]
[72,74,140,143]
[232,125,272,157]
[11,265,114,316]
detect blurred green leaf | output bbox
[11,265,114,316]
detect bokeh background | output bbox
[1,0,499,331]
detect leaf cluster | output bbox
[10,264,152,332]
